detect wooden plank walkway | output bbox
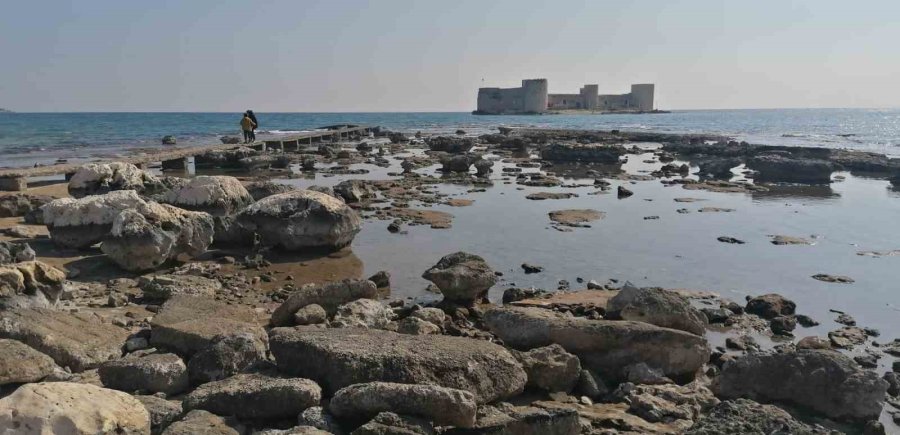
[0,125,372,190]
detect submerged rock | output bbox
[330,381,477,427]
[162,175,253,216]
[484,306,710,381]
[422,252,497,304]
[270,279,377,326]
[606,283,708,336]
[0,382,150,434]
[269,327,526,403]
[183,373,321,420]
[237,190,362,251]
[715,349,888,421]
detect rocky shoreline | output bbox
[0,127,897,434]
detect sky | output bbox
[1,0,898,112]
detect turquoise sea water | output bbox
[0,109,899,167]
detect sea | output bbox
[0,108,899,168]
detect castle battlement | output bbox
[475,79,654,114]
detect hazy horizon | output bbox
[2,0,898,112]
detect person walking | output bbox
[246,110,258,141]
[240,113,256,143]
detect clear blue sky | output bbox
[1,0,897,112]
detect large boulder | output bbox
[484,306,710,382]
[330,299,394,329]
[99,353,189,395]
[685,399,832,435]
[0,382,150,434]
[715,349,888,421]
[68,162,166,198]
[0,338,57,385]
[162,176,253,216]
[426,136,476,154]
[606,283,707,336]
[270,279,377,326]
[0,260,67,309]
[138,274,222,300]
[245,180,296,201]
[354,412,434,435]
[43,190,150,248]
[540,143,626,163]
[186,332,268,385]
[135,395,182,435]
[441,153,481,173]
[269,327,526,403]
[747,154,836,184]
[150,295,266,357]
[236,190,362,251]
[194,147,257,169]
[0,308,128,372]
[101,201,214,271]
[512,344,582,393]
[745,293,796,319]
[330,382,477,428]
[421,252,497,303]
[182,373,321,419]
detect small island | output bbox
[0,108,13,113]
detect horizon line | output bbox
[3,106,899,114]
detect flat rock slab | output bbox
[548,209,605,227]
[269,327,526,403]
[484,306,709,382]
[330,381,477,428]
[511,289,618,313]
[0,308,129,372]
[150,294,267,356]
[0,338,57,385]
[99,352,189,395]
[183,373,321,420]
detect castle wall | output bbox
[476,78,548,114]
[477,79,654,114]
[547,94,582,109]
[597,94,632,110]
[630,84,655,111]
[521,79,549,113]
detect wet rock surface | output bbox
[421,251,497,304]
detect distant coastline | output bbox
[0,108,13,113]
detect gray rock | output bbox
[745,293,796,319]
[135,395,183,435]
[474,159,493,177]
[716,349,888,421]
[426,136,476,154]
[334,180,376,203]
[150,294,267,356]
[257,427,332,435]
[183,373,321,419]
[410,308,445,326]
[623,362,673,385]
[685,398,831,435]
[294,304,328,325]
[0,382,151,434]
[269,327,526,403]
[368,270,391,288]
[0,193,53,218]
[162,176,253,216]
[748,154,836,184]
[619,382,718,424]
[187,332,268,385]
[0,241,35,264]
[0,338,57,385]
[606,283,707,336]
[0,308,128,372]
[330,382,477,427]
[575,370,608,398]
[540,143,626,163]
[0,260,67,309]
[443,404,579,435]
[422,252,497,304]
[245,180,297,201]
[513,344,581,393]
[396,317,441,335]
[270,279,377,326]
[441,154,480,173]
[139,274,222,300]
[331,299,394,329]
[354,412,434,435]
[237,190,362,251]
[298,406,344,434]
[484,306,710,382]
[99,352,189,394]
[883,372,899,397]
[195,147,257,170]
[162,409,243,435]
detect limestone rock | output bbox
[139,274,222,300]
[297,406,343,434]
[0,240,35,264]
[43,190,151,248]
[135,395,183,435]
[715,349,888,421]
[0,308,128,372]
[354,412,434,435]
[331,299,394,329]
[540,143,626,163]
[270,279,377,326]
[187,332,268,385]
[0,338,57,385]
[150,294,267,356]
[162,409,243,435]
[397,317,441,335]
[183,373,321,419]
[0,193,53,218]
[421,252,497,303]
[443,404,579,435]
[99,352,189,394]
[0,260,67,309]
[685,398,831,434]
[748,154,836,184]
[269,327,526,403]
[0,382,150,434]
[293,304,328,326]
[237,190,362,250]
[617,381,719,425]
[484,306,710,381]
[68,162,165,198]
[245,180,296,201]
[195,147,257,170]
[163,176,254,216]
[513,344,581,393]
[426,136,475,154]
[441,154,481,173]
[101,202,214,271]
[745,293,796,319]
[606,283,707,336]
[334,179,376,203]
[330,381,477,427]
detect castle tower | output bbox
[521,79,549,113]
[630,84,655,111]
[580,84,599,110]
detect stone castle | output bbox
[475,79,654,114]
